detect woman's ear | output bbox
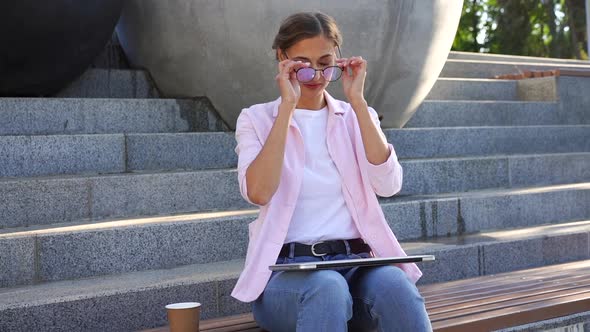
[277,48,286,61]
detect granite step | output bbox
[1,220,589,332]
[387,125,590,159]
[398,152,590,197]
[0,99,564,136]
[126,126,590,169]
[405,101,560,127]
[409,219,590,279]
[2,125,588,178]
[448,51,590,66]
[1,182,588,288]
[58,54,589,101]
[56,69,159,99]
[519,76,590,125]
[440,59,590,79]
[123,126,590,172]
[0,98,227,136]
[1,152,588,229]
[496,311,590,332]
[0,132,236,178]
[426,78,518,101]
[62,70,519,101]
[0,168,246,229]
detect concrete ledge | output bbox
[0,236,35,288]
[90,170,247,221]
[2,126,588,177]
[401,152,590,196]
[455,184,590,233]
[411,220,590,283]
[441,59,590,79]
[1,222,589,331]
[388,183,590,239]
[117,126,590,171]
[126,132,237,171]
[389,125,590,159]
[0,170,248,229]
[427,78,517,101]
[406,101,559,127]
[0,177,92,229]
[517,76,557,101]
[0,183,588,287]
[481,233,590,275]
[0,259,244,332]
[1,153,588,228]
[556,76,590,124]
[509,153,590,187]
[495,310,590,331]
[515,76,590,124]
[33,215,252,283]
[400,156,509,195]
[56,69,159,98]
[448,51,590,66]
[0,135,125,177]
[0,98,226,136]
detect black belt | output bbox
[279,239,372,257]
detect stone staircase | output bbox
[1,53,590,331]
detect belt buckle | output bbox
[311,241,327,257]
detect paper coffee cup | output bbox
[165,302,201,332]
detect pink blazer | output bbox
[231,91,422,302]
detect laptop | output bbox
[269,255,435,271]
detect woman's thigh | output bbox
[347,265,431,332]
[252,269,352,332]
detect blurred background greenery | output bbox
[452,0,589,59]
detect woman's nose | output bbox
[312,69,323,82]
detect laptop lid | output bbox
[269,255,435,272]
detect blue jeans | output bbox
[252,247,432,332]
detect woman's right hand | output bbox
[275,60,309,107]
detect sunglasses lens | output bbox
[296,68,315,82]
[326,67,342,81]
[324,67,336,81]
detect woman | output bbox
[231,12,432,332]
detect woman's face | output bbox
[281,35,338,100]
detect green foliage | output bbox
[452,0,589,59]
[453,0,485,52]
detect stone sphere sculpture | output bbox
[117,1,463,129]
[0,1,124,96]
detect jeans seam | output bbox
[353,296,373,308]
[372,309,383,332]
[352,296,381,332]
[262,288,303,295]
[296,291,306,331]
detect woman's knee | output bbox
[371,266,411,283]
[362,266,422,299]
[303,270,353,306]
[305,270,350,293]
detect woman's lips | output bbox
[303,83,323,89]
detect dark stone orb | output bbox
[0,1,124,96]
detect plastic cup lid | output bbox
[165,302,201,309]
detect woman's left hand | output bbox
[337,56,367,106]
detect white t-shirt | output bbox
[284,106,362,245]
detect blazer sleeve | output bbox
[364,106,403,197]
[235,109,264,206]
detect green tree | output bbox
[451,0,588,59]
[453,0,485,52]
[563,0,588,59]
